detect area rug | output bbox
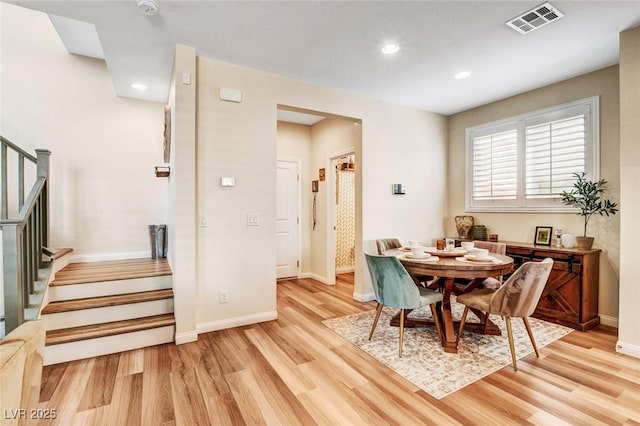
[322,301,573,399]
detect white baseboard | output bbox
[599,314,618,328]
[69,251,153,263]
[616,340,640,359]
[298,272,333,285]
[353,291,376,302]
[175,330,198,345]
[197,311,278,334]
[336,266,354,274]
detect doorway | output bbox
[276,105,361,289]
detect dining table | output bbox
[386,247,514,354]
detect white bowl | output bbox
[474,248,489,258]
[461,242,474,251]
[411,246,425,256]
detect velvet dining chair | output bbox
[365,253,443,357]
[376,238,435,287]
[472,240,507,289]
[455,258,554,371]
[375,238,403,255]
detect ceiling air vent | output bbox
[506,2,564,35]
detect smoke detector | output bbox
[137,0,159,16]
[506,2,564,35]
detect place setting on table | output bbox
[395,239,507,265]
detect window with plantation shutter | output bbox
[465,97,599,212]
[472,129,517,200]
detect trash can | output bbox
[148,224,167,259]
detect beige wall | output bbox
[194,56,447,331]
[0,4,167,258]
[618,26,640,356]
[448,66,621,323]
[169,45,198,343]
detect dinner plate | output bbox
[402,254,438,262]
[424,248,467,257]
[463,254,494,262]
[405,252,431,259]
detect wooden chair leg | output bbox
[368,303,383,340]
[430,303,443,343]
[399,308,405,358]
[505,316,518,371]
[522,316,539,357]
[456,306,470,346]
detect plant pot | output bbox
[561,233,576,248]
[575,236,594,249]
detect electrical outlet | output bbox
[219,289,229,304]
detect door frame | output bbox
[326,148,356,285]
[276,158,302,279]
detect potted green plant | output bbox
[560,172,618,249]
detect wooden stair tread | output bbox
[51,258,171,286]
[45,314,175,345]
[41,289,174,314]
[43,247,74,260]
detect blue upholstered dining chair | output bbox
[365,253,443,357]
[455,258,554,371]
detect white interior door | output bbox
[276,160,299,279]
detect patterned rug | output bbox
[322,301,573,399]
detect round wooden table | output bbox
[390,249,514,353]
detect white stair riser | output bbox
[44,325,175,365]
[51,254,72,276]
[49,276,172,301]
[43,299,174,330]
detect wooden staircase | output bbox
[41,258,175,365]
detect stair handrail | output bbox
[1,135,50,334]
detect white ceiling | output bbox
[6,1,640,116]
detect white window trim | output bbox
[465,96,599,213]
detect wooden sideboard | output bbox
[503,241,600,331]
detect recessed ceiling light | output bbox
[454,71,471,79]
[381,43,400,55]
[131,83,148,90]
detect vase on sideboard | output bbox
[454,215,474,239]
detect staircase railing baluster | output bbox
[0,135,50,335]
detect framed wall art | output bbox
[534,226,553,246]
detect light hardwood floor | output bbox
[37,273,640,425]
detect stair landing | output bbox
[51,258,171,286]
